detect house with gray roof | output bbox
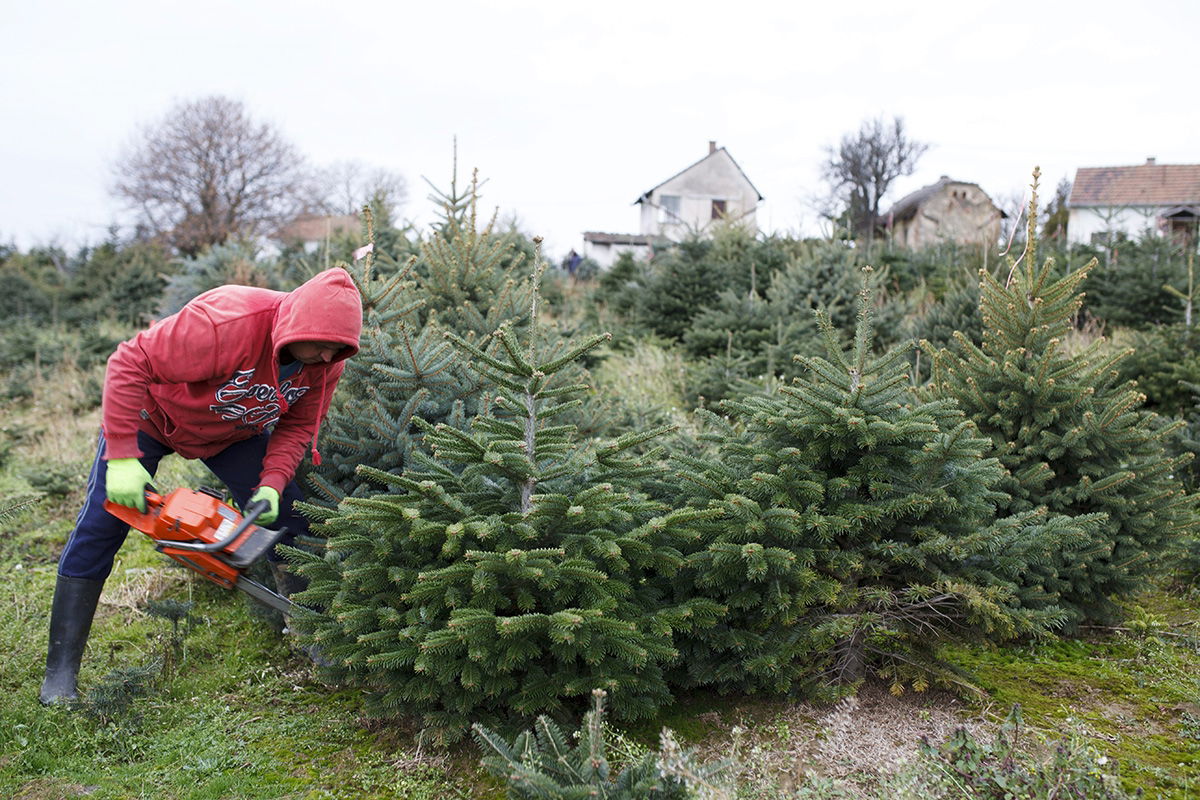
[881,176,1004,250]
[1067,158,1200,246]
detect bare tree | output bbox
[317,160,408,220]
[821,115,928,247]
[112,96,315,255]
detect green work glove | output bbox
[248,486,280,525]
[105,458,153,513]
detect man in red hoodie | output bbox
[40,267,363,705]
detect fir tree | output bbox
[158,241,276,316]
[286,246,720,741]
[684,329,761,407]
[636,238,723,341]
[683,286,824,385]
[670,269,1090,696]
[683,288,777,367]
[416,157,534,340]
[310,166,536,503]
[681,289,810,403]
[73,663,158,729]
[906,276,983,383]
[1115,323,1200,419]
[924,168,1200,624]
[908,278,983,356]
[681,242,904,403]
[1083,231,1188,329]
[765,241,908,352]
[62,236,170,326]
[700,223,795,298]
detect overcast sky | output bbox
[3,0,1195,260]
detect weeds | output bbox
[1178,713,1200,742]
[900,704,1134,799]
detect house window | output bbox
[659,194,680,223]
[1090,230,1127,247]
[711,199,727,220]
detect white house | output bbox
[635,141,762,240]
[1067,159,1200,246]
[577,232,660,271]
[582,141,762,269]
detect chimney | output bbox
[709,140,717,155]
[1146,157,1157,165]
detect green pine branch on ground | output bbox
[473,688,728,799]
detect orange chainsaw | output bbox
[104,487,297,616]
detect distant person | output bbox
[40,268,363,705]
[564,249,582,276]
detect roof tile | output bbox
[1069,162,1200,207]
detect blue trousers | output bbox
[59,430,309,580]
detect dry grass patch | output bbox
[12,779,98,800]
[99,565,191,615]
[691,683,995,797]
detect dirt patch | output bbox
[690,682,994,797]
[13,778,98,799]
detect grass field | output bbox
[3,365,1200,798]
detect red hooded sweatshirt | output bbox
[101,268,363,493]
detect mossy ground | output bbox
[944,589,1200,799]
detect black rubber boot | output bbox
[39,575,105,705]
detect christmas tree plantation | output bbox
[285,257,720,741]
[670,271,1094,697]
[924,169,1200,625]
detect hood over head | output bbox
[273,268,362,362]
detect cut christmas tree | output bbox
[285,246,720,741]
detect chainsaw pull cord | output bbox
[310,378,326,467]
[279,355,325,467]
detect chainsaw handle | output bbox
[158,499,276,553]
